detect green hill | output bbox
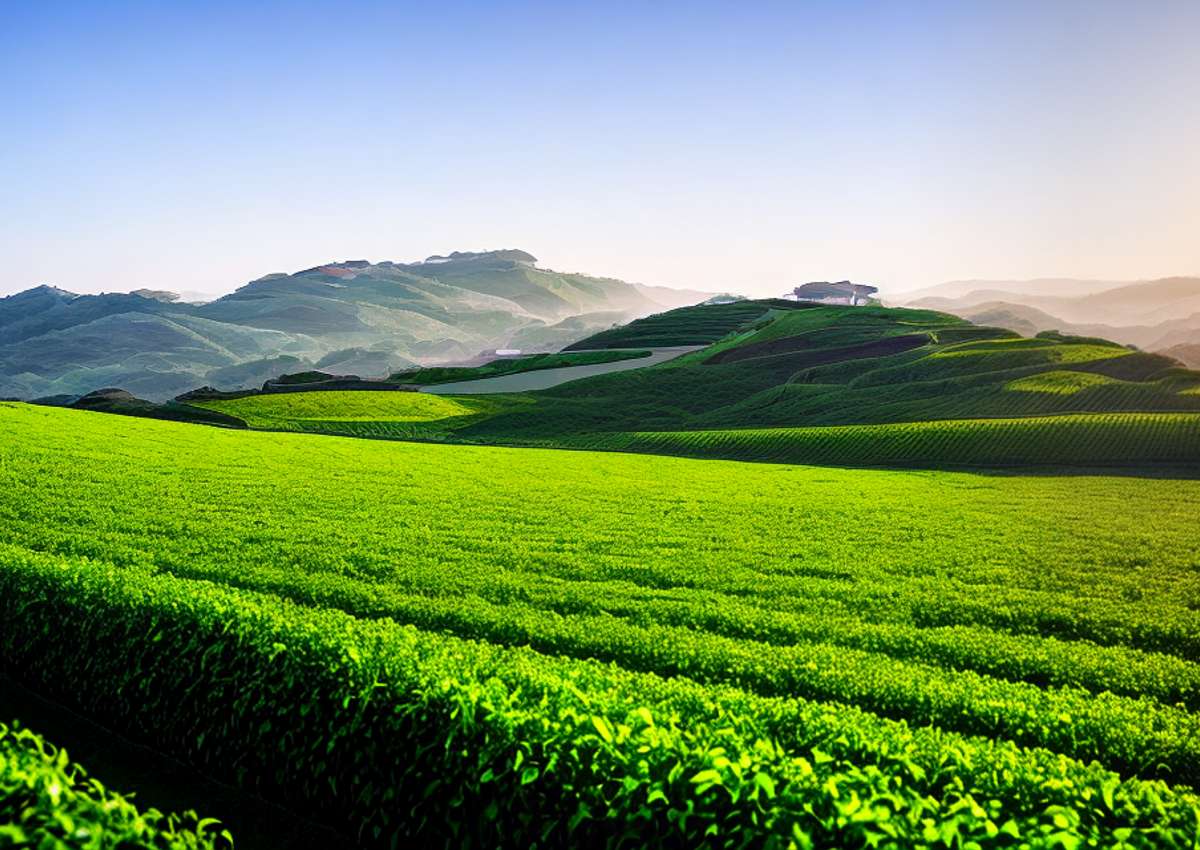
[467,302,1200,438]
[191,299,1200,468]
[0,251,707,401]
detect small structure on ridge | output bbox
[790,281,878,306]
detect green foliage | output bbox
[0,721,229,849]
[269,369,343,384]
[576,413,1200,468]
[172,302,1200,469]
[2,547,1199,849]
[1006,370,1120,395]
[450,303,1200,462]
[563,299,808,349]
[3,404,1200,846]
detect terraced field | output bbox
[576,413,1200,468]
[2,402,1200,847]
[179,302,1200,471]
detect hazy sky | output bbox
[2,0,1198,299]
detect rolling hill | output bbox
[897,276,1200,360]
[0,250,708,401]
[191,299,1200,469]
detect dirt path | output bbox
[420,346,703,394]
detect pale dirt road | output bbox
[419,347,704,395]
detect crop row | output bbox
[7,405,1196,657]
[0,719,229,849]
[581,413,1200,468]
[155,555,1200,787]
[2,545,1199,849]
[173,555,1200,708]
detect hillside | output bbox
[898,276,1200,357]
[477,302,1200,433]
[3,402,1200,847]
[1164,343,1200,369]
[0,250,708,400]
[192,299,1200,469]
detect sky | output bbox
[1,0,1198,299]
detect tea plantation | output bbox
[189,301,1200,469]
[0,721,229,849]
[2,401,1199,847]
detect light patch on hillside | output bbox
[194,391,480,426]
[1005,371,1116,395]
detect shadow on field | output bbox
[0,675,355,850]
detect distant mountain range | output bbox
[893,277,1200,367]
[0,250,709,400]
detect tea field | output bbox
[2,401,1200,846]
[575,413,1200,468]
[0,720,229,849]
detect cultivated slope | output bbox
[468,301,1200,438]
[2,403,1200,846]
[194,300,1200,468]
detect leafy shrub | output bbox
[2,548,1199,849]
[0,720,229,849]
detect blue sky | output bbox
[2,0,1197,297]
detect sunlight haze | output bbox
[2,0,1198,298]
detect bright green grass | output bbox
[1006,370,1119,395]
[923,341,1128,369]
[191,389,496,431]
[3,403,1200,844]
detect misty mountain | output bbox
[0,250,709,400]
[898,278,1127,303]
[895,277,1200,362]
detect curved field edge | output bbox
[2,548,1199,850]
[188,390,486,425]
[0,719,230,849]
[5,404,1200,846]
[568,413,1200,469]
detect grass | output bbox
[2,403,1200,846]
[171,302,1200,470]
[562,299,808,349]
[190,390,504,438]
[1005,370,1120,395]
[451,303,1200,454]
